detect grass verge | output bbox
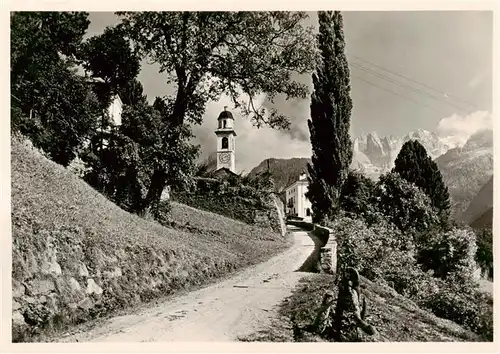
[240,274,481,342]
[11,136,290,342]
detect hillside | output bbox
[242,274,480,342]
[460,175,493,229]
[11,136,289,342]
[436,129,493,218]
[248,157,311,192]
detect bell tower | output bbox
[215,106,236,172]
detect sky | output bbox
[86,11,493,173]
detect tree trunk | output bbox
[136,168,168,216]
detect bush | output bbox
[339,170,380,225]
[416,225,479,281]
[328,216,416,281]
[475,228,493,279]
[376,172,439,234]
[421,283,493,340]
[67,156,91,178]
[329,213,492,339]
[151,200,173,226]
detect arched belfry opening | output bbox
[222,137,229,149]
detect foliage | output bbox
[115,11,317,213]
[415,225,479,281]
[475,228,493,279]
[393,140,451,218]
[307,11,353,223]
[376,172,439,234]
[12,61,102,166]
[79,25,141,101]
[11,12,104,166]
[11,11,90,92]
[244,170,275,193]
[329,215,492,339]
[329,216,417,280]
[67,156,91,178]
[84,98,199,214]
[421,281,493,341]
[117,11,316,128]
[339,170,380,225]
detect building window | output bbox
[306,208,311,216]
[223,120,227,128]
[222,137,229,149]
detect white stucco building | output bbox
[284,172,312,221]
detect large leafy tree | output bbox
[11,12,102,166]
[393,140,451,218]
[116,11,317,213]
[306,11,353,223]
[79,25,141,106]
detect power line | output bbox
[350,54,481,110]
[351,75,450,115]
[350,61,472,114]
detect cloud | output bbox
[261,73,313,142]
[436,110,492,146]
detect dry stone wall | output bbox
[172,191,286,236]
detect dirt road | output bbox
[58,226,316,342]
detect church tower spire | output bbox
[215,106,236,172]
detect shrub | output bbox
[329,216,416,281]
[376,172,439,234]
[416,225,479,281]
[339,170,381,225]
[329,208,492,340]
[421,283,493,340]
[67,156,91,178]
[475,228,493,279]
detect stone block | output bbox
[31,278,55,295]
[12,280,25,298]
[86,279,103,295]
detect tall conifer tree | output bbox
[306,11,353,223]
[393,140,451,217]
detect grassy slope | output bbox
[241,274,480,342]
[11,137,290,341]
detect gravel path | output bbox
[57,226,315,342]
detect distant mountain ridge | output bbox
[460,175,493,229]
[436,129,493,218]
[248,157,311,192]
[247,128,493,219]
[352,129,458,180]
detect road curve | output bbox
[57,226,315,342]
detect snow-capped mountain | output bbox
[246,128,492,220]
[351,128,462,179]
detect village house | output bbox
[284,172,312,221]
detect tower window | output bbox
[222,137,229,149]
[223,120,227,128]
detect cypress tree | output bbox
[306,11,353,224]
[393,140,451,216]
